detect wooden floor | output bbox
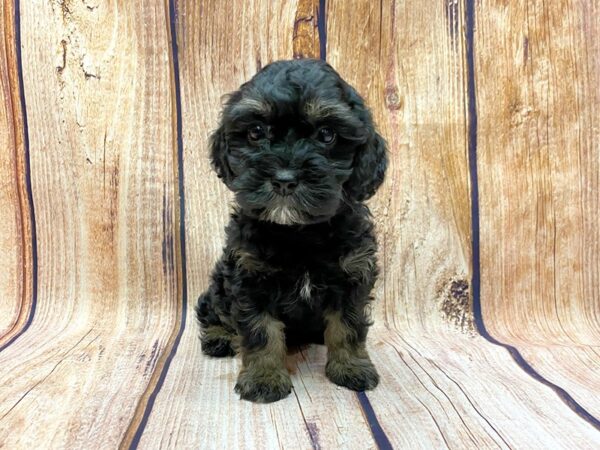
[1,0,599,448]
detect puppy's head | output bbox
[210,59,387,225]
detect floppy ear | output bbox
[209,126,234,187]
[344,131,388,201]
[336,78,388,201]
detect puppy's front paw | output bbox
[326,356,379,391]
[234,367,292,403]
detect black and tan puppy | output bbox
[196,59,387,403]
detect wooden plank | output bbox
[370,333,600,448]
[329,0,600,446]
[293,0,321,59]
[0,0,598,448]
[0,0,34,346]
[138,335,378,449]
[136,1,375,448]
[517,345,600,418]
[327,0,474,335]
[476,0,600,344]
[474,0,600,433]
[0,0,179,447]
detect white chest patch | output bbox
[299,272,312,301]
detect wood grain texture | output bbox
[473,0,600,438]
[0,0,599,448]
[476,0,600,345]
[517,345,600,418]
[0,0,180,447]
[327,0,600,447]
[0,0,34,347]
[370,333,600,449]
[328,0,474,336]
[293,0,321,59]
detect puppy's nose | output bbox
[271,170,298,196]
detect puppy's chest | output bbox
[259,234,344,277]
[231,219,376,310]
[277,270,323,330]
[239,233,346,305]
[269,246,351,318]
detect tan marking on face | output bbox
[231,95,272,117]
[304,98,353,121]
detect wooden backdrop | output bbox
[1,0,598,448]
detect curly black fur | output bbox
[196,59,387,403]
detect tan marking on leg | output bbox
[324,310,364,357]
[235,314,292,403]
[202,325,232,340]
[324,311,379,391]
[200,325,236,357]
[242,313,287,367]
[232,248,279,274]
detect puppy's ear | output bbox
[209,126,234,186]
[337,79,388,201]
[345,131,388,202]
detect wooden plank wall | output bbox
[326,0,473,334]
[0,0,598,448]
[475,0,600,424]
[0,0,34,349]
[1,0,181,447]
[477,0,600,345]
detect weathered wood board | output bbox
[477,0,600,345]
[475,1,600,431]
[0,0,598,448]
[0,0,180,447]
[0,0,33,348]
[326,0,473,335]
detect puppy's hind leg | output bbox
[196,291,236,357]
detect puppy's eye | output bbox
[247,125,266,142]
[317,127,336,144]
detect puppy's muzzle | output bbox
[271,170,298,196]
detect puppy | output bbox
[196,59,387,403]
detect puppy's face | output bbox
[210,59,387,225]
